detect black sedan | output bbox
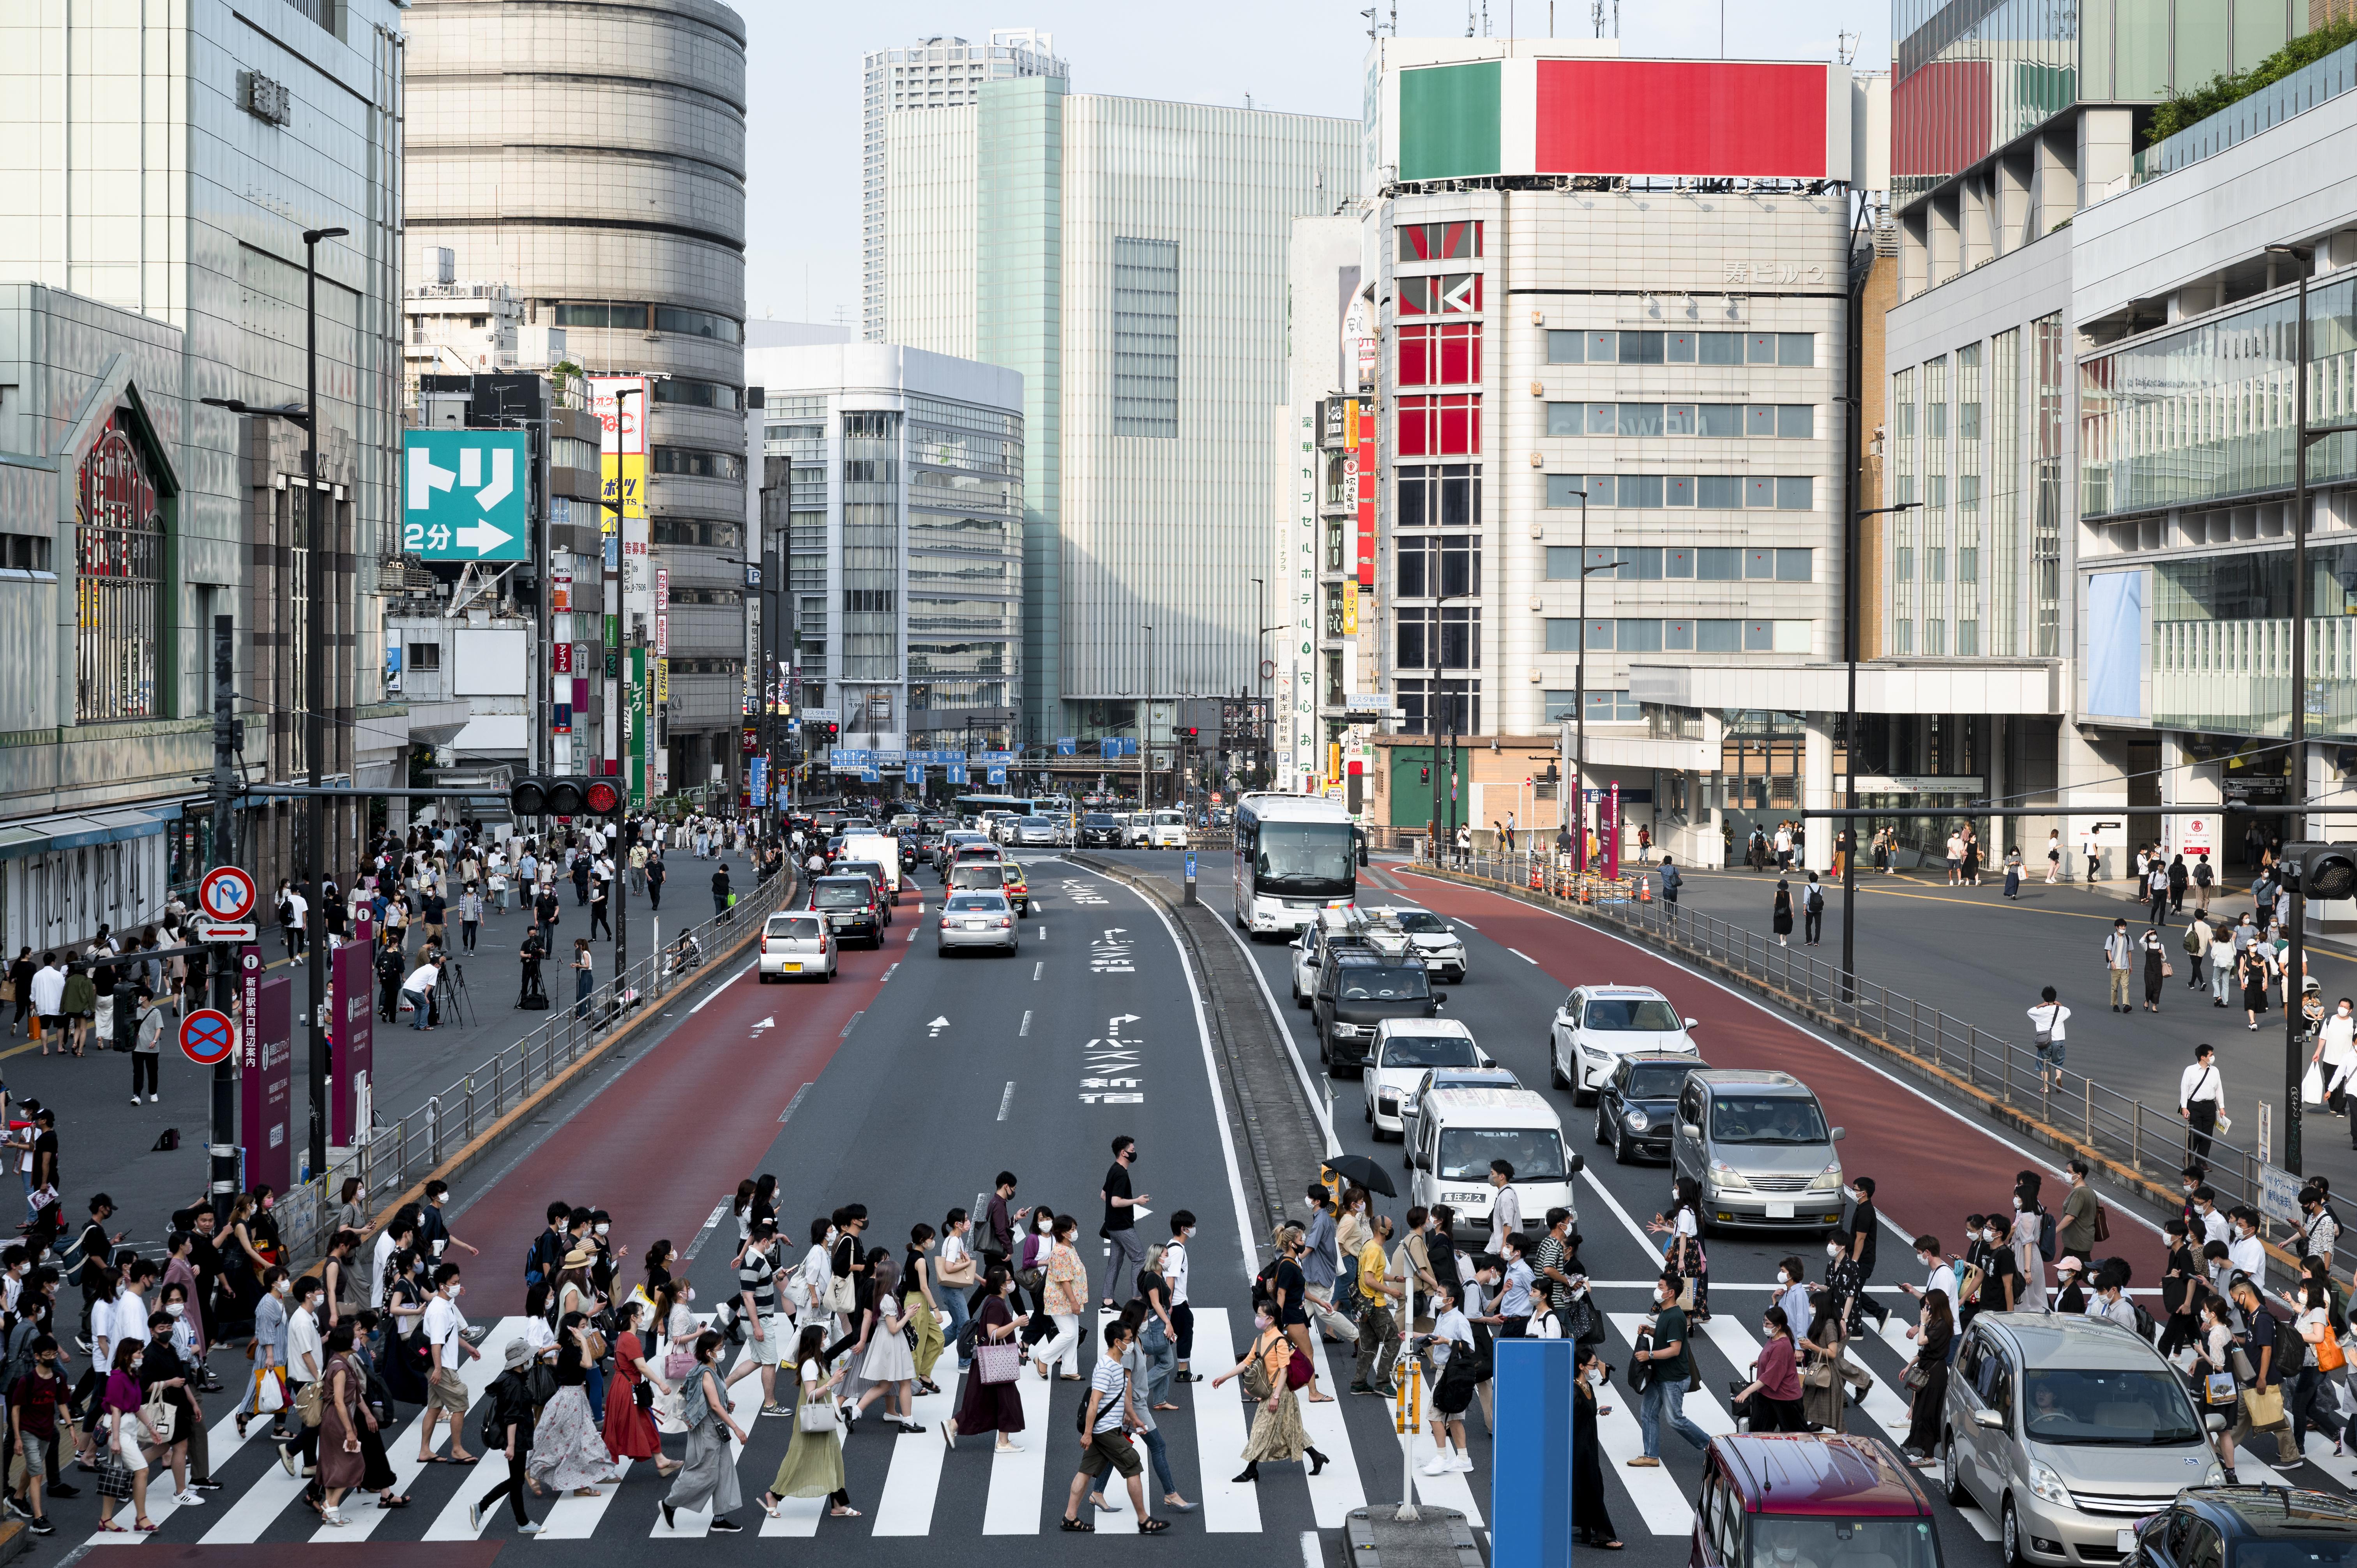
[1590,1052,1707,1165]
[2124,1487,2357,1568]
[1076,812,1127,848]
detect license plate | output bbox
[781,962,801,972]
[966,920,989,930]
[1766,1201,1795,1219]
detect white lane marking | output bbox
[908,927,919,944]
[1299,1328,1367,1525]
[1454,918,1477,929]
[1189,1307,1263,1533]
[1019,1010,1032,1037]
[1033,961,1043,981]
[1399,1430,1484,1525]
[324,1316,532,1540]
[409,1317,549,1541]
[1302,1529,1324,1568]
[1955,1505,2003,1542]
[872,1367,961,1534]
[997,1081,1016,1121]
[1412,874,2177,1252]
[534,1458,634,1538]
[88,1382,265,1545]
[839,1011,863,1038]
[1136,891,1265,1277]
[1037,926,1046,939]
[778,1082,813,1123]
[980,1360,1051,1533]
[647,1341,763,1537]
[681,1200,733,1263]
[882,962,899,982]
[689,962,753,1012]
[1507,947,1537,964]
[1583,1361,1700,1533]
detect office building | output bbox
[405,0,753,802]
[1350,38,1878,863]
[748,343,1025,763]
[1881,0,2331,875]
[0,0,405,946]
[880,70,1359,748]
[861,30,1066,344]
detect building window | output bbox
[652,378,743,411]
[1776,548,1813,581]
[1395,534,1479,598]
[1397,273,1481,316]
[652,305,742,343]
[409,642,442,671]
[1399,221,1481,260]
[1543,690,1641,722]
[1396,323,1482,388]
[1398,464,1479,528]
[1396,395,1481,457]
[842,588,895,613]
[553,302,649,330]
[652,447,746,482]
[1112,237,1179,438]
[1549,330,1813,366]
[1395,607,1479,670]
[74,411,166,722]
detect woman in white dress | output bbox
[850,1254,924,1433]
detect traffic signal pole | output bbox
[208,616,241,1220]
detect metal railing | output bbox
[1411,851,2281,1237]
[271,868,802,1266]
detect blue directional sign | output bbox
[905,763,923,784]
[860,765,881,784]
[987,765,1007,785]
[1100,739,1120,760]
[1057,737,1076,756]
[402,430,530,561]
[947,763,968,785]
[748,757,767,802]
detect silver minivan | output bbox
[1669,1068,1848,1234]
[1943,1312,2223,1568]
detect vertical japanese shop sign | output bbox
[629,646,650,804]
[592,375,650,792]
[1353,397,1376,587]
[239,957,292,1194]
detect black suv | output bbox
[1314,952,1442,1075]
[1078,812,1126,848]
[2125,1487,2357,1568]
[808,874,883,947]
[1590,1052,1707,1165]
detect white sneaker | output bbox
[1449,1453,1476,1473]
[130,1095,142,1105]
[1420,1453,1452,1475]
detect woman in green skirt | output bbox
[762,1325,858,1521]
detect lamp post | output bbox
[1141,624,1154,808]
[1841,500,1920,1005]
[1249,576,1286,791]
[1550,489,1626,871]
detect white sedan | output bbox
[1362,1018,1489,1139]
[1548,985,1699,1104]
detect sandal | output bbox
[97,1521,126,1533]
[136,1518,158,1532]
[1139,1519,1171,1534]
[1060,1517,1095,1533]
[761,1493,782,1519]
[829,1506,861,1518]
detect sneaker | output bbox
[45,1484,77,1499]
[1625,1456,1662,1468]
[468,1502,482,1533]
[26,1520,52,1537]
[1420,1454,1452,1476]
[710,1517,743,1533]
[130,1095,142,1105]
[1349,1381,1373,1395]
[517,1521,545,1536]
[175,1489,206,1506]
[1449,1454,1475,1473]
[939,1420,956,1449]
[5,1497,31,1520]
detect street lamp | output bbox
[1547,489,1626,871]
[1840,500,1921,1004]
[594,384,646,990]
[1141,624,1154,808]
[1249,577,1287,791]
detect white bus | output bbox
[1232,793,1363,938]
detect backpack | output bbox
[2036,1207,2058,1263]
[1249,1253,1284,1313]
[478,1372,518,1451]
[2131,1300,2157,1342]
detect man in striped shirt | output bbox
[728,1220,789,1417]
[1058,1320,1165,1534]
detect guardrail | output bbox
[1405,849,2290,1251]
[271,869,802,1266]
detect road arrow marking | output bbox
[928,1016,949,1037]
[454,519,512,556]
[751,1015,775,1032]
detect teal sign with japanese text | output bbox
[402,429,529,561]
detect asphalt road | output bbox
[22,844,2341,1568]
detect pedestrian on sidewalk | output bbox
[2184,913,2212,990]
[2147,860,2171,927]
[458,884,482,954]
[1658,856,1682,918]
[2004,846,2023,899]
[2103,919,2134,1012]
[1802,872,1825,946]
[645,852,665,912]
[1772,878,1793,948]
[2142,926,2168,1012]
[588,876,611,941]
[710,864,732,921]
[2194,854,2215,912]
[2082,829,2102,885]
[2182,1044,2225,1171]
[572,940,594,1022]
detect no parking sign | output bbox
[178,1008,237,1067]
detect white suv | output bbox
[1548,985,1699,1104]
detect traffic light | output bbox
[2279,842,2357,901]
[511,775,624,819]
[1421,764,1431,784]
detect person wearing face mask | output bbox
[7,1334,62,1534]
[1774,1257,1810,1338]
[1098,1136,1148,1310]
[1975,1213,2023,1317]
[1165,1211,1198,1386]
[235,1265,291,1442]
[1626,1273,1709,1467]
[2051,1257,2089,1316]
[1898,1289,1953,1467]
[2226,1205,2267,1282]
[416,1263,480,1465]
[94,1340,155,1532]
[1571,1343,1621,1549]
[1014,1209,1055,1335]
[2086,1267,2140,1335]
[277,1275,327,1478]
[1209,1303,1329,1485]
[2157,1218,2203,1355]
[2298,1184,2343,1268]
[1733,1305,1806,1433]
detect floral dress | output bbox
[525,1344,613,1492]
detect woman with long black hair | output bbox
[1572,1342,1622,1549]
[1900,1289,1952,1466]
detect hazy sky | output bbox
[740,0,1894,329]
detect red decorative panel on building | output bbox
[1534,60,1830,178]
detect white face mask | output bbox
[166,1303,185,1317]
[274,1281,292,1297]
[595,1224,610,1237]
[1776,1270,1791,1285]
[1919,1255,1937,1271]
[1826,1243,1843,1259]
[1584,1368,1604,1387]
[1655,1289,1672,1307]
[449,1284,463,1298]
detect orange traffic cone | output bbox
[1639,876,1653,902]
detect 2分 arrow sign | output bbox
[453,519,514,557]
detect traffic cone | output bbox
[1639,876,1652,902]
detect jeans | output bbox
[1140,1318,1177,1407]
[2213,959,2235,1004]
[574,970,594,1020]
[1138,1426,1176,1496]
[1638,1374,1710,1459]
[713,893,729,919]
[406,990,431,1029]
[934,1285,972,1363]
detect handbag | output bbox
[295,1376,324,1428]
[973,1341,1021,1386]
[2204,1370,2240,1406]
[2243,1384,2287,1429]
[1802,1357,1837,1390]
[1901,1361,1931,1391]
[2318,1330,2348,1373]
[140,1397,177,1444]
[797,1395,841,1434]
[825,1276,856,1315]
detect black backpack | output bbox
[1250,1253,1283,1313]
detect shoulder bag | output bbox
[972,1340,1021,1386]
[295,1376,325,1428]
[796,1386,841,1433]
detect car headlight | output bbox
[1578,1040,1611,1058]
[1807,1161,1844,1192]
[2027,1462,2071,1509]
[1709,1159,1752,1192]
[1624,1109,1650,1133]
[1332,1022,1364,1037]
[2204,1463,2226,1486]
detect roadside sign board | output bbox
[179,1008,237,1067]
[194,920,258,944]
[198,865,257,923]
[402,430,530,561]
[2260,1163,2302,1226]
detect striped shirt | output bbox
[1088,1355,1130,1434]
[737,1243,779,1315]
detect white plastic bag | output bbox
[2305,1061,2327,1107]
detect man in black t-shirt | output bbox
[1843,1176,1891,1328]
[1099,1135,1148,1309]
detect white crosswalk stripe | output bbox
[88,1293,2106,1546]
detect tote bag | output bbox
[974,1341,1022,1386]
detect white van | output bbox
[1407,1086,1581,1243]
[837,833,902,898]
[1144,810,1188,849]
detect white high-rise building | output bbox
[862,29,1065,343]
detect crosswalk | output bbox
[62,1296,2309,1545]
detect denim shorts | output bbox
[2036,1038,2066,1070]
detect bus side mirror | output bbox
[1358,845,1370,867]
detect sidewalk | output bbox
[1,844,765,1245]
[1656,859,2357,1194]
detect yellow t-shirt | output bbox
[1359,1239,1390,1297]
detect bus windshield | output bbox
[1251,820,1356,899]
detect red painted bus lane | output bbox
[1396,871,2170,1284]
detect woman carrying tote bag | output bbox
[947,1268,1030,1453]
[761,1324,857,1523]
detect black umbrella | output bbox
[1321,1153,1397,1198]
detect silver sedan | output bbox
[936,890,1019,955]
[1012,816,1064,848]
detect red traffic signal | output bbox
[513,775,623,818]
[583,778,624,816]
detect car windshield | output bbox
[955,867,1007,888]
[1381,1034,1480,1069]
[814,883,868,909]
[2020,1367,2205,1446]
[1253,821,1356,897]
[1709,1096,1830,1144]
[946,894,1004,912]
[1624,1065,1694,1100]
[1746,1517,1939,1568]
[1582,997,1682,1031]
[1436,1127,1569,1181]
[765,915,820,940]
[1396,912,1450,934]
[1337,965,1432,1002]
[1084,814,1118,826]
[1155,812,1183,825]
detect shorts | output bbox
[2035,1039,2066,1071]
[750,1312,790,1365]
[429,1367,470,1413]
[1077,1430,1142,1479]
[16,1434,49,1479]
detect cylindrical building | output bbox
[405,0,750,796]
